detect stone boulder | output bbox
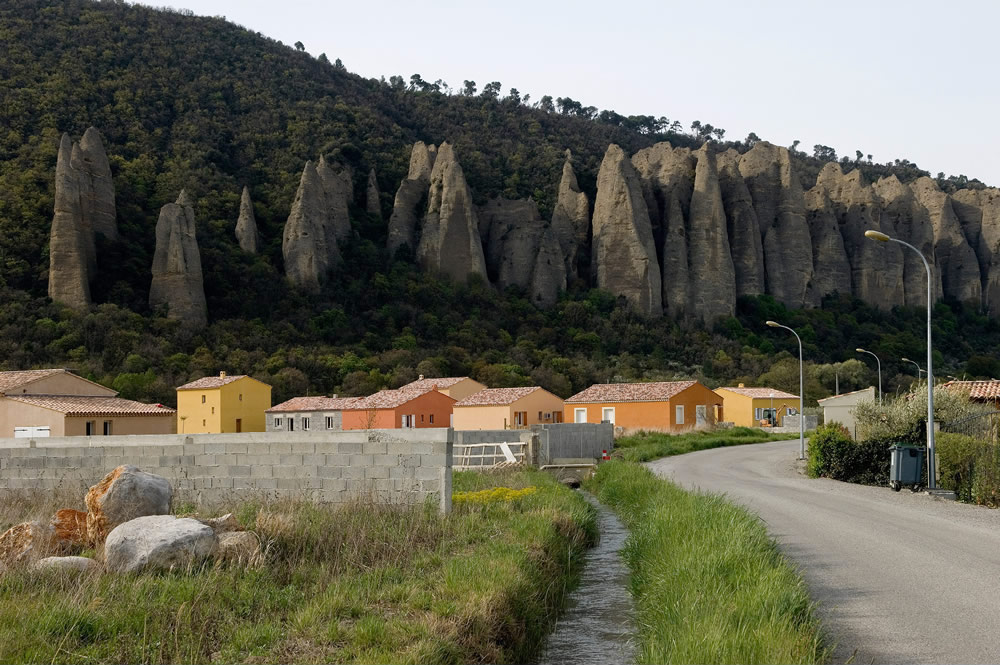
[85,465,172,544]
[911,177,981,305]
[366,168,382,220]
[388,142,438,254]
[0,521,64,566]
[51,508,89,548]
[283,160,341,291]
[104,515,216,574]
[592,144,662,317]
[738,142,815,307]
[213,531,260,564]
[416,142,488,282]
[235,186,259,254]
[33,556,100,574]
[149,190,208,327]
[550,150,591,280]
[48,133,92,310]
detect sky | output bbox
[172,0,999,185]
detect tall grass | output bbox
[614,427,788,463]
[589,462,826,665]
[0,469,595,664]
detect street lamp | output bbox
[901,357,926,381]
[866,229,936,488]
[856,348,882,405]
[766,320,805,460]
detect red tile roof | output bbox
[6,394,175,416]
[400,377,474,391]
[719,386,799,399]
[565,381,700,404]
[0,369,115,396]
[266,396,360,413]
[177,374,269,390]
[346,388,454,411]
[942,380,1000,401]
[454,386,546,407]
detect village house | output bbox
[341,388,455,430]
[0,368,175,437]
[176,372,272,434]
[398,375,487,402]
[564,381,722,432]
[452,386,565,430]
[941,380,1000,406]
[715,384,800,427]
[265,395,360,432]
[817,387,876,440]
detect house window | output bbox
[326,416,335,429]
[103,421,112,436]
[429,414,434,424]
[273,417,282,429]
[211,406,215,414]
[202,395,206,403]
[574,408,587,423]
[754,408,763,420]
[675,405,685,425]
[515,411,527,427]
[85,421,96,436]
[538,411,543,420]
[421,414,425,423]
[239,393,243,401]
[288,418,294,432]
[302,417,310,431]
[202,419,206,426]
[602,407,615,424]
[544,412,551,420]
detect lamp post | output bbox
[901,357,926,382]
[865,229,936,489]
[770,391,775,427]
[856,348,882,405]
[766,320,805,460]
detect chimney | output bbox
[419,374,424,381]
[738,382,744,388]
[220,371,227,378]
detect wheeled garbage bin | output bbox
[889,443,924,492]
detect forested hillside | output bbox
[1,0,997,407]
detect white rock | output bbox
[104,515,216,573]
[34,556,100,573]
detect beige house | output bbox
[399,376,486,402]
[817,387,876,440]
[453,386,564,430]
[0,369,175,437]
[265,396,360,432]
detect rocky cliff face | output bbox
[591,144,662,317]
[47,127,118,310]
[716,149,765,297]
[550,151,590,281]
[911,177,982,306]
[479,197,566,307]
[235,186,259,253]
[415,142,488,282]
[149,190,207,327]
[387,142,437,254]
[685,146,736,322]
[954,188,1000,314]
[283,160,340,291]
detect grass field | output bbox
[0,469,595,664]
[588,460,825,664]
[613,427,789,463]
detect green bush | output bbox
[937,432,1000,506]
[807,423,895,485]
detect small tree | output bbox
[294,41,305,51]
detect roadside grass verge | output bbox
[0,469,595,664]
[588,461,826,665]
[615,427,789,463]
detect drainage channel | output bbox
[537,491,637,665]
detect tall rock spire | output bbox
[149,190,207,327]
[48,134,91,310]
[686,146,736,322]
[283,160,340,291]
[235,186,259,254]
[365,168,382,220]
[387,142,437,254]
[550,150,590,281]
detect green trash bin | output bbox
[889,443,924,492]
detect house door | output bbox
[696,405,707,426]
[236,419,242,433]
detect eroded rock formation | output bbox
[316,155,352,243]
[550,150,590,281]
[911,177,981,306]
[149,190,208,327]
[592,144,662,317]
[416,142,488,282]
[366,168,381,220]
[387,142,437,254]
[235,186,259,253]
[283,161,340,291]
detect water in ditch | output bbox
[537,491,637,665]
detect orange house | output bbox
[398,376,487,402]
[564,381,722,432]
[341,388,456,430]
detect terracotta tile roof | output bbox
[942,380,1000,401]
[454,386,545,407]
[266,396,360,413]
[719,386,799,399]
[817,387,876,403]
[565,381,700,404]
[0,369,80,394]
[400,377,472,391]
[177,374,267,390]
[6,394,175,416]
[346,388,453,411]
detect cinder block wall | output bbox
[0,428,453,513]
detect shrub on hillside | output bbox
[807,423,894,485]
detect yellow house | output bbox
[715,384,799,427]
[452,386,564,430]
[176,372,271,433]
[399,376,487,402]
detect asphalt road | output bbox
[648,440,1000,665]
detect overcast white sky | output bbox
[172,0,999,185]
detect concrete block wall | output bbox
[0,428,453,513]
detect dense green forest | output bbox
[0,0,997,407]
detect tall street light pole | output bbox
[856,348,882,405]
[766,320,805,460]
[901,357,926,382]
[866,229,936,489]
